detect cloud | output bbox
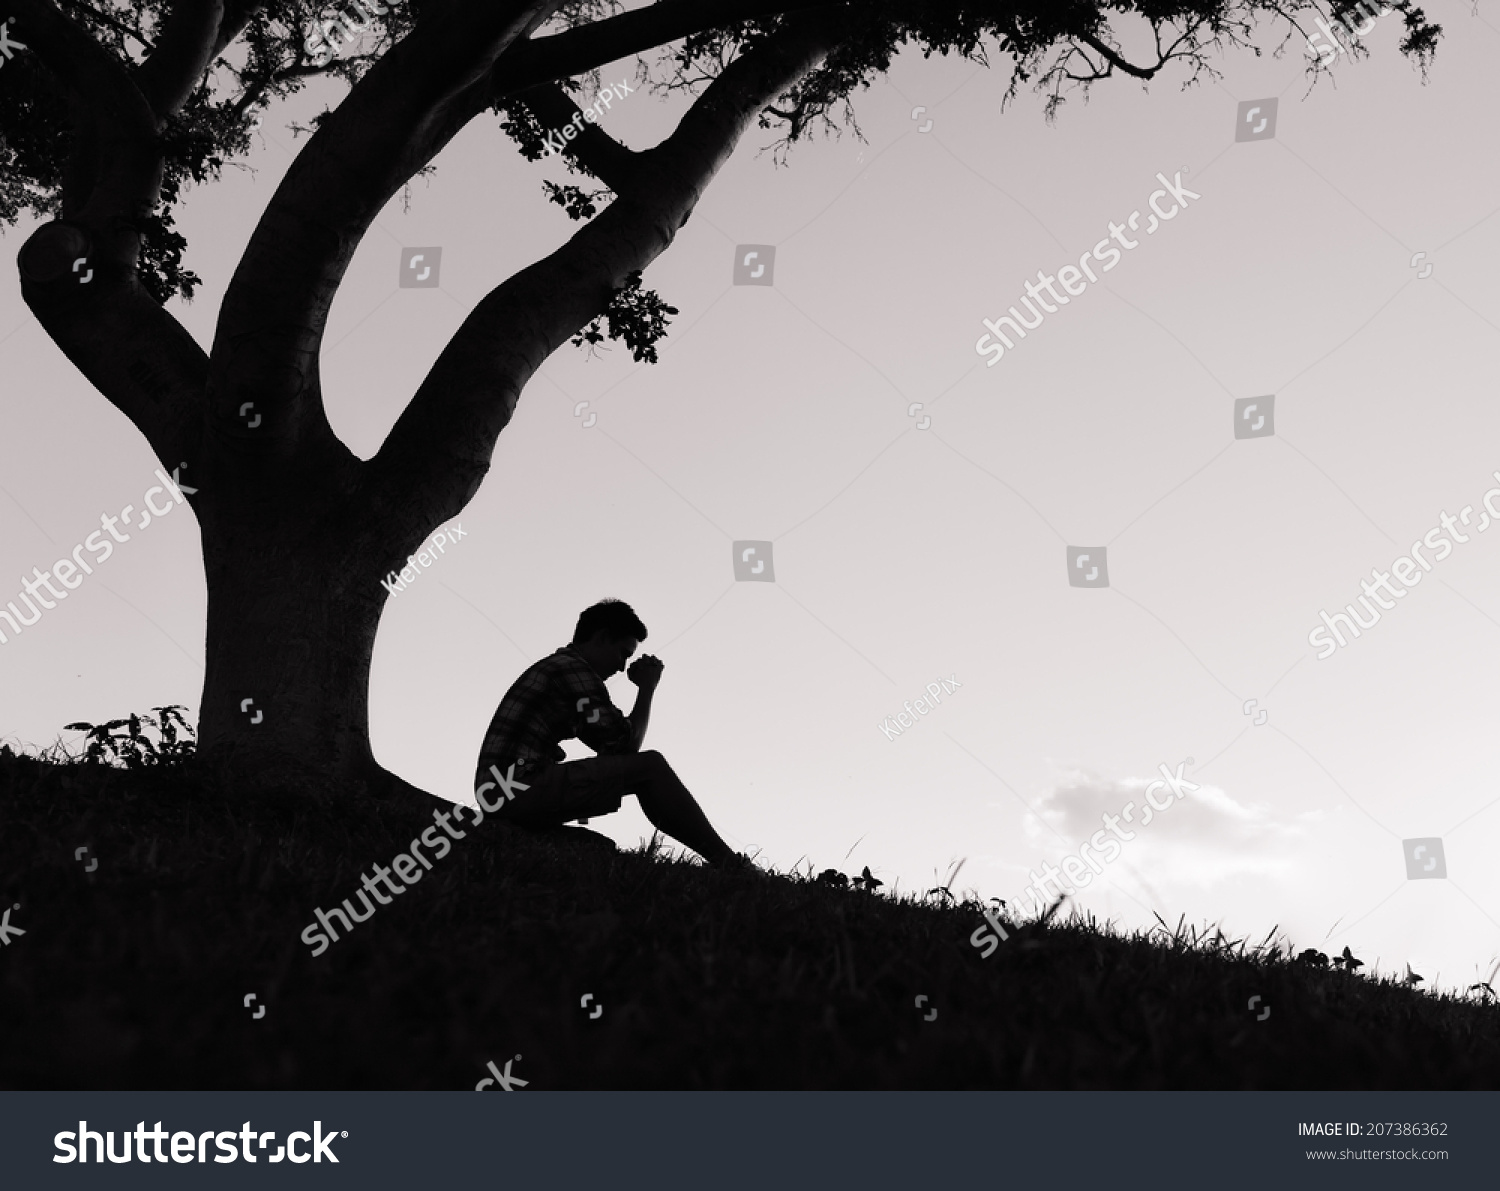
[1024,764,1312,885]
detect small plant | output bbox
[851,865,883,892]
[64,706,196,769]
[815,869,848,889]
[1332,946,1365,973]
[926,858,965,904]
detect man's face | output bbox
[594,633,638,677]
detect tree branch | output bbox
[9,0,208,477]
[207,1,561,460]
[19,228,209,479]
[53,0,154,54]
[7,0,162,223]
[517,80,644,193]
[1071,29,1164,80]
[368,6,846,528]
[209,0,262,59]
[492,0,839,95]
[134,0,227,118]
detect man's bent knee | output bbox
[625,749,674,782]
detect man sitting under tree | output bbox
[474,599,747,868]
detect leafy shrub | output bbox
[63,705,196,768]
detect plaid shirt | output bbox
[475,645,634,782]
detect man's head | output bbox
[571,599,648,677]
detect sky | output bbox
[4,1,1500,994]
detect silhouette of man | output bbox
[474,599,744,867]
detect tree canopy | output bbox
[0,1,1441,318]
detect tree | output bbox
[0,0,1440,800]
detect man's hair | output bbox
[573,599,648,646]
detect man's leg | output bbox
[497,751,737,866]
[626,750,735,866]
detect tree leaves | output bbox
[1,2,1444,307]
[63,705,196,768]
[569,270,679,364]
[542,180,612,222]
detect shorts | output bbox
[477,754,634,828]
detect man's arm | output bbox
[625,686,653,751]
[624,655,664,751]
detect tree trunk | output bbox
[192,469,433,801]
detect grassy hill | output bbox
[3,733,1500,1090]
